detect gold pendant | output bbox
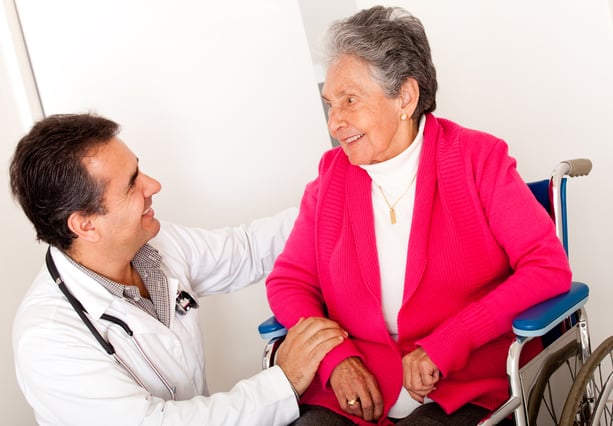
[389,208,397,224]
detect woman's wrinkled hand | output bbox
[402,347,440,403]
[329,356,384,421]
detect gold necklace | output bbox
[376,174,417,224]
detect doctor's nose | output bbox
[142,173,162,197]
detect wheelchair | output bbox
[259,158,612,425]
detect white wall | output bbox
[0,0,44,423]
[2,1,330,424]
[1,1,612,425]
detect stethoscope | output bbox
[45,247,199,401]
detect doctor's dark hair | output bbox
[324,5,437,119]
[9,113,119,250]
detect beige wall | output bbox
[0,0,42,423]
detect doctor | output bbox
[10,113,347,426]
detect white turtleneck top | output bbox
[359,116,424,337]
[359,117,429,418]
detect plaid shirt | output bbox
[65,244,172,327]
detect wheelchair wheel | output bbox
[559,335,613,426]
[527,338,585,425]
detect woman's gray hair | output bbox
[324,5,437,118]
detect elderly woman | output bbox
[266,5,571,426]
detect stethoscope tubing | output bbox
[45,246,176,400]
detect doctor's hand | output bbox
[275,317,347,396]
[402,347,440,403]
[329,356,384,422]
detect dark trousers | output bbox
[290,403,515,426]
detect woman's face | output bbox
[321,54,417,165]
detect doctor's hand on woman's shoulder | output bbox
[275,317,347,396]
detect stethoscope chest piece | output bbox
[175,290,199,315]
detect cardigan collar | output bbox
[343,114,440,303]
[403,114,439,302]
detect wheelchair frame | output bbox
[479,158,594,425]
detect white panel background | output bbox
[1,1,612,424]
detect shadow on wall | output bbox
[317,82,339,148]
[298,0,356,148]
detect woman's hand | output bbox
[329,356,384,421]
[275,317,347,396]
[402,347,440,403]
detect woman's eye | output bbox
[347,97,357,104]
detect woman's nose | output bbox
[327,107,346,136]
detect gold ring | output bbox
[347,398,358,406]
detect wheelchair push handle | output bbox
[556,158,592,178]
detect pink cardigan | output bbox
[266,114,571,425]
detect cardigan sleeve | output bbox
[266,178,326,320]
[417,137,572,376]
[266,162,364,387]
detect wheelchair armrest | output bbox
[512,281,589,337]
[259,283,589,340]
[259,316,288,369]
[258,315,288,340]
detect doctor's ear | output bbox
[67,212,100,243]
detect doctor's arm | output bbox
[14,319,344,426]
[155,207,297,297]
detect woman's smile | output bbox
[343,133,365,144]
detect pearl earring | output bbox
[400,113,408,121]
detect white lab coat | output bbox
[13,209,299,426]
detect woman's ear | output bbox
[400,77,420,111]
[67,212,100,243]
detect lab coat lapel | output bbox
[49,246,115,319]
[165,276,179,329]
[49,247,171,335]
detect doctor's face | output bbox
[85,137,162,253]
